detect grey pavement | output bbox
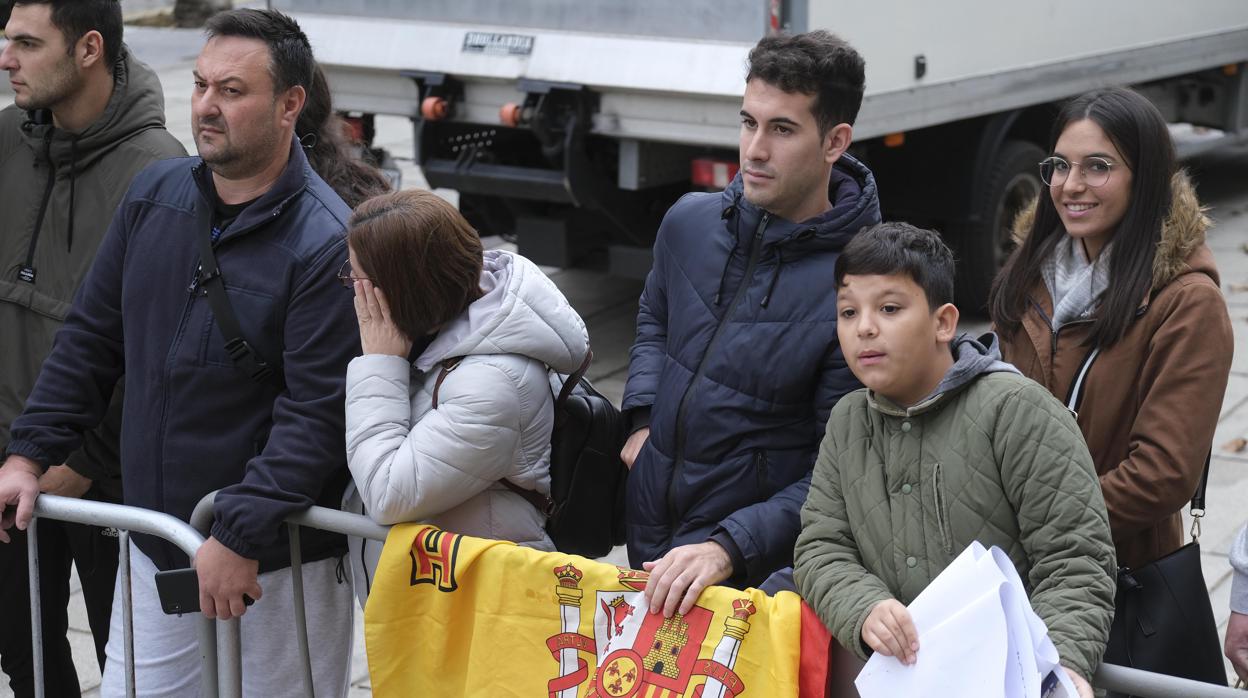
[3,20,1248,698]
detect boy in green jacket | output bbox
[793,222,1115,696]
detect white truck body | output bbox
[278,0,1248,302]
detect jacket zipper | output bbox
[666,212,769,542]
[20,131,57,280]
[754,450,767,492]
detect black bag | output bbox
[433,349,627,558]
[1066,346,1227,691]
[1101,455,1227,692]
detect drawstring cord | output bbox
[68,138,78,253]
[760,228,814,309]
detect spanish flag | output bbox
[364,525,832,697]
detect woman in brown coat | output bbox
[990,87,1233,573]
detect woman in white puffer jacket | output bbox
[340,189,588,603]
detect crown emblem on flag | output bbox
[555,564,584,586]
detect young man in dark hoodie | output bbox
[620,30,880,617]
[0,1,185,694]
[794,223,1115,697]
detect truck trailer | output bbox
[278,0,1248,308]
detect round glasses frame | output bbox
[337,259,367,288]
[1038,156,1116,188]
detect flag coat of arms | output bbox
[365,525,832,697]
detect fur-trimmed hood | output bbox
[1011,170,1217,291]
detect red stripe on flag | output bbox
[799,601,832,698]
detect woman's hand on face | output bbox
[354,280,413,358]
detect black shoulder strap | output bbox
[195,212,284,390]
[498,348,595,517]
[553,349,593,427]
[1191,451,1211,512]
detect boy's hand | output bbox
[1062,666,1093,698]
[862,599,919,665]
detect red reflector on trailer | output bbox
[691,159,740,189]
[342,115,366,144]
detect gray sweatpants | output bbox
[99,541,353,697]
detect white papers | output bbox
[854,541,1078,698]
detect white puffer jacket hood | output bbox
[343,250,588,601]
[414,249,587,374]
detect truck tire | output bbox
[955,140,1044,312]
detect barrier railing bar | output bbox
[30,495,227,698]
[118,530,135,698]
[218,613,242,697]
[29,517,43,698]
[1093,664,1241,697]
[35,495,205,557]
[193,494,1245,698]
[192,492,389,698]
[288,522,316,697]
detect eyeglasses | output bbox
[1038,156,1117,188]
[337,259,367,288]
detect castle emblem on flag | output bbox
[545,565,757,697]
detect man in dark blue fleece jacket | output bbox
[621,31,880,617]
[0,9,358,694]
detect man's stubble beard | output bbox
[16,53,80,112]
[199,120,284,181]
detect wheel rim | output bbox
[994,172,1042,266]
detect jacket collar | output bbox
[192,136,310,241]
[720,152,881,252]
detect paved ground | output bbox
[3,18,1248,697]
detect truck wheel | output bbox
[956,140,1044,312]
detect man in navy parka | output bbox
[622,31,880,615]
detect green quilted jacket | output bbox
[794,363,1116,680]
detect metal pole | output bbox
[1094,664,1245,697]
[218,618,243,698]
[31,496,212,693]
[288,524,316,697]
[118,531,136,698]
[199,615,219,697]
[27,518,43,698]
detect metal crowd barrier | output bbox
[27,494,242,698]
[31,490,1243,697]
[189,491,389,698]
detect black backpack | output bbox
[433,349,627,558]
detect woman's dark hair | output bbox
[348,190,484,341]
[835,222,955,310]
[989,87,1176,348]
[298,64,391,208]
